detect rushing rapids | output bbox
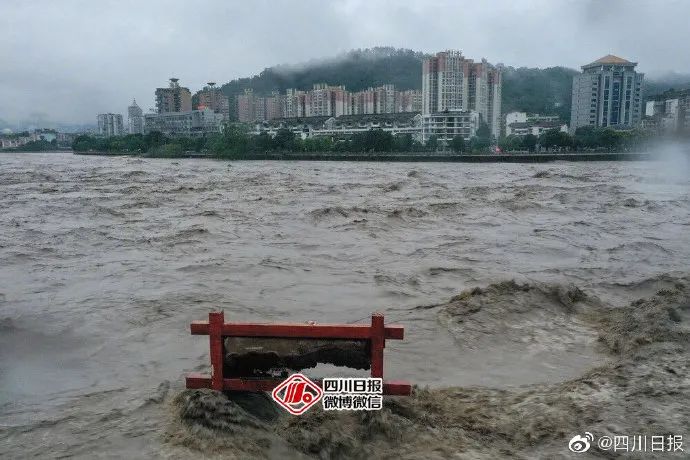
[1,151,689,458]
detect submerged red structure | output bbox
[185,311,412,395]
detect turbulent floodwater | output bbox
[1,151,689,458]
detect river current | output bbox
[0,151,688,458]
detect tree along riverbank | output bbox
[73,150,652,162]
[71,125,656,159]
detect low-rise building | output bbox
[0,137,26,149]
[506,120,568,137]
[252,112,423,141]
[57,132,77,148]
[504,111,563,136]
[421,111,480,144]
[644,89,690,134]
[0,129,61,149]
[144,108,224,137]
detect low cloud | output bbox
[2,0,689,124]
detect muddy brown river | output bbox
[1,151,689,458]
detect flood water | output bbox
[1,151,689,458]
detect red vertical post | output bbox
[209,311,225,391]
[370,313,385,378]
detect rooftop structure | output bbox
[155,78,192,114]
[570,55,644,133]
[197,82,230,120]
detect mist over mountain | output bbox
[216,47,690,121]
[644,71,690,97]
[219,47,427,96]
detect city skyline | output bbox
[3,0,690,125]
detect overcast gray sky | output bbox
[2,0,689,125]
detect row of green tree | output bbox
[73,125,650,158]
[491,126,651,153]
[72,131,199,157]
[72,127,434,157]
[4,139,58,152]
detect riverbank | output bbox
[72,150,652,162]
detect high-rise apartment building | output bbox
[422,50,502,139]
[264,91,284,120]
[570,55,644,133]
[127,99,144,134]
[241,84,422,121]
[155,78,192,114]
[350,88,375,115]
[97,113,124,137]
[284,89,307,118]
[304,84,350,117]
[237,89,257,122]
[197,82,230,120]
[397,90,423,113]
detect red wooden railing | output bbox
[185,311,412,395]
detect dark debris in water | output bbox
[168,275,690,459]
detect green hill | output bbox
[501,66,579,121]
[219,47,427,98]
[216,47,690,122]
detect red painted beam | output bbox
[208,311,225,391]
[190,321,404,340]
[370,313,385,378]
[185,373,411,396]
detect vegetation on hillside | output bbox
[644,72,690,96]
[501,66,579,120]
[4,139,58,152]
[219,48,427,101]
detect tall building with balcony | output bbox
[197,82,230,120]
[127,99,144,134]
[305,84,350,117]
[422,50,502,141]
[155,78,192,114]
[97,113,124,137]
[284,89,307,118]
[397,90,423,113]
[264,91,285,120]
[237,89,257,122]
[570,55,644,133]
